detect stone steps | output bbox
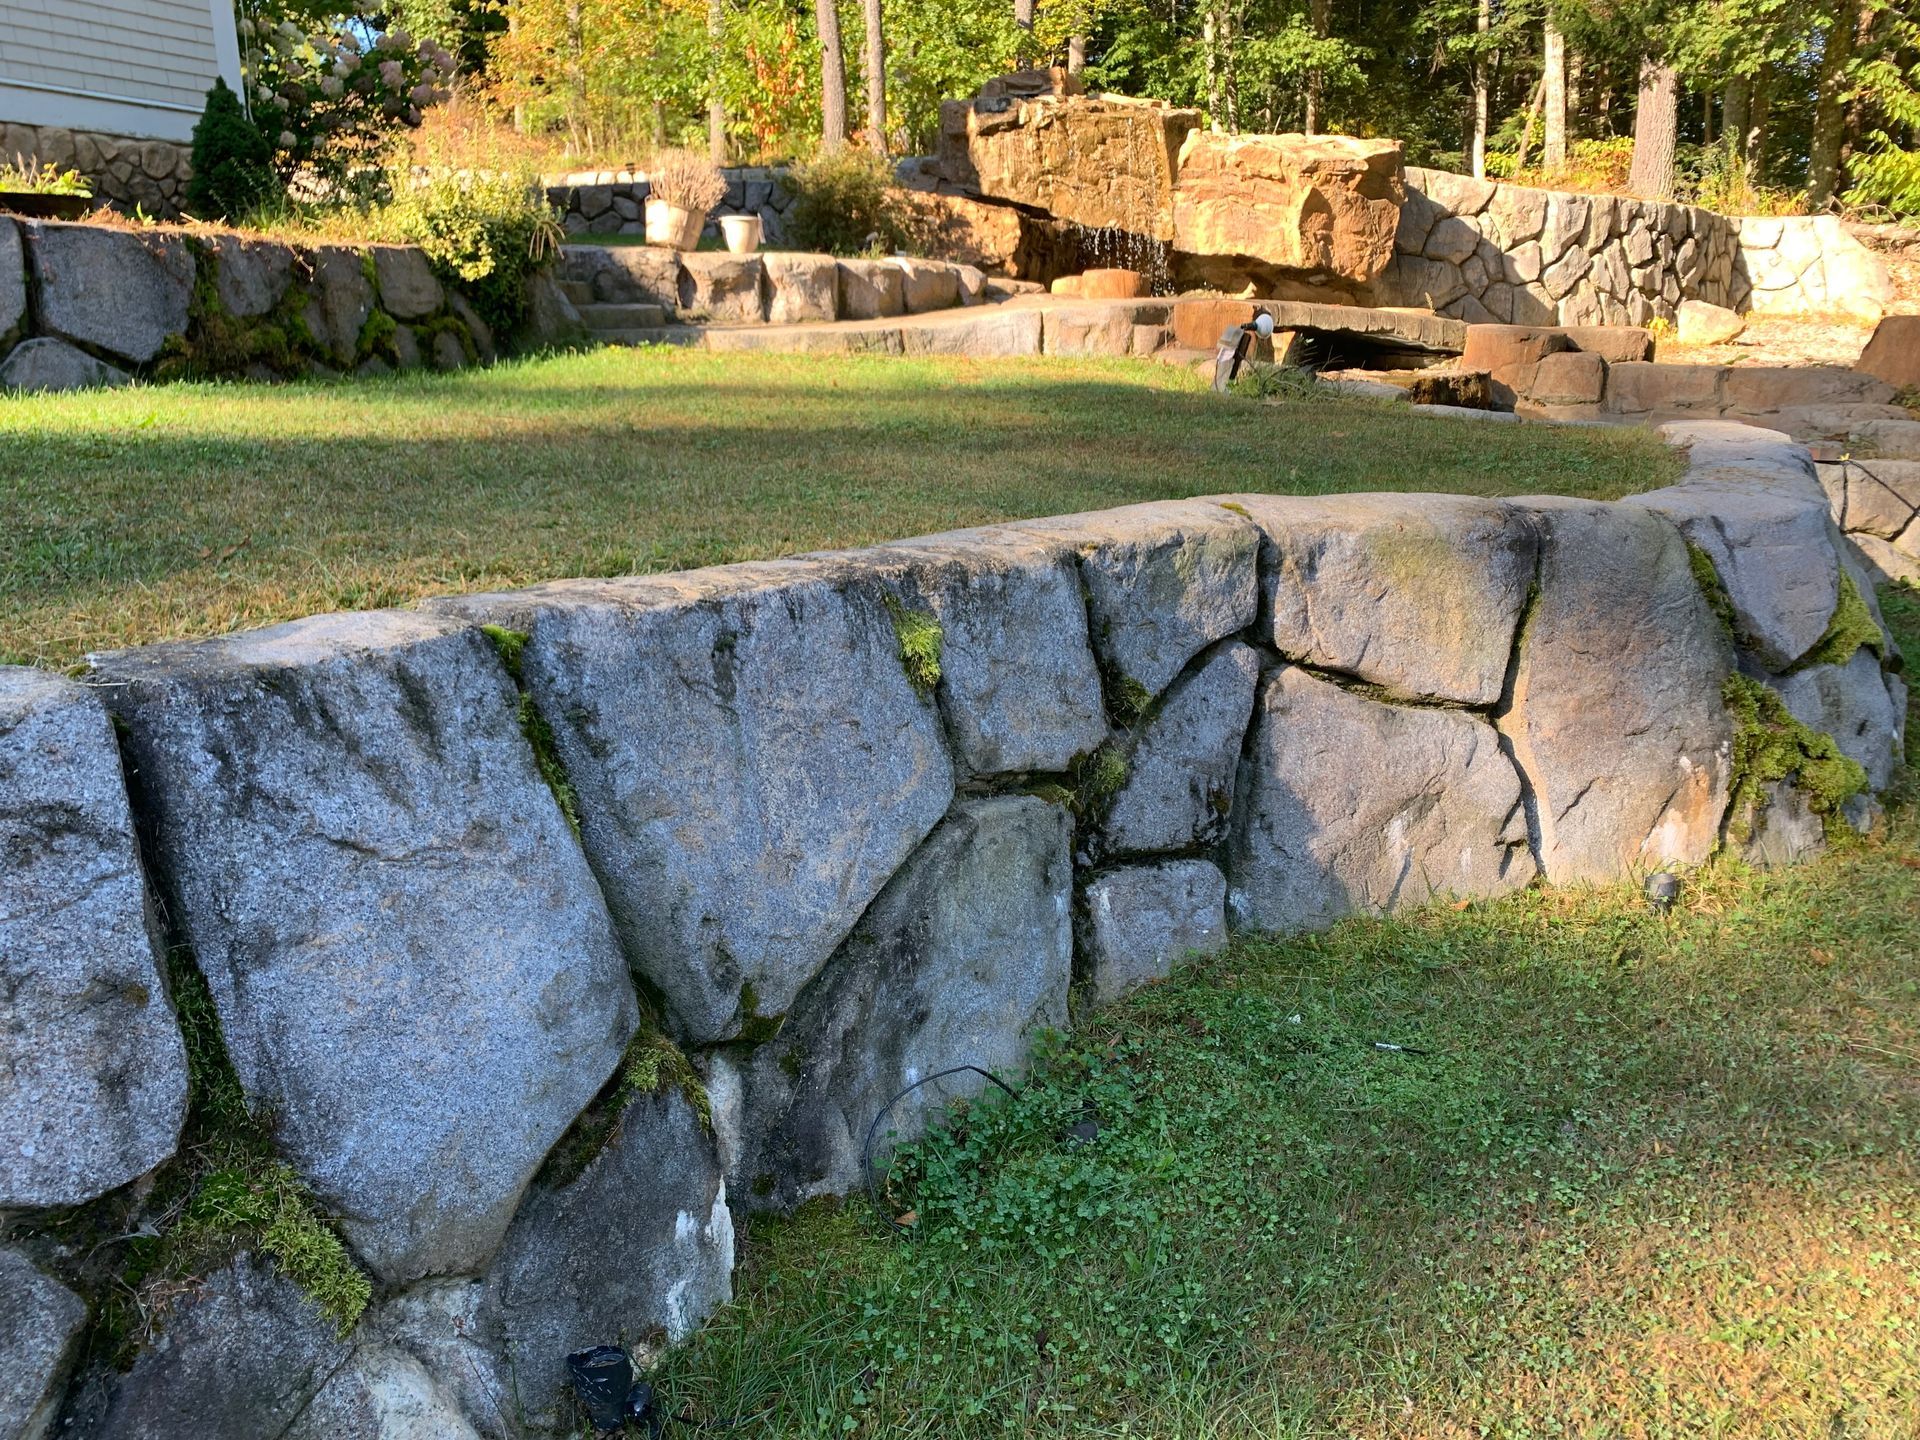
[592,325,707,348]
[559,279,597,305]
[580,302,671,331]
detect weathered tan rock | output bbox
[838,258,907,319]
[1526,350,1607,405]
[1856,313,1920,392]
[900,187,1029,273]
[1677,299,1746,346]
[1230,666,1534,932]
[678,252,765,323]
[937,91,1198,241]
[1169,131,1403,282]
[762,251,839,323]
[1498,498,1733,882]
[1052,267,1150,299]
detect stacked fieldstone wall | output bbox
[0,122,191,218]
[1380,168,1893,326]
[2,423,1903,1438]
[0,218,503,392]
[547,166,796,246]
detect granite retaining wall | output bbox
[2,419,1904,1437]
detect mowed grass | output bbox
[644,596,1920,1439]
[0,347,1681,668]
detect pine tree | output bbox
[184,77,278,221]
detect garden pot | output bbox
[644,198,705,251]
[719,214,763,255]
[0,192,91,220]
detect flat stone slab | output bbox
[1102,641,1261,855]
[711,794,1072,1212]
[1499,497,1733,883]
[1229,666,1534,932]
[1081,859,1229,1007]
[435,564,954,1045]
[95,612,638,1284]
[0,1247,87,1440]
[1215,491,1537,705]
[1008,500,1263,698]
[1,667,187,1209]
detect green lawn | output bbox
[640,591,1920,1440]
[0,347,1680,668]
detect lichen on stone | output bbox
[1722,672,1869,843]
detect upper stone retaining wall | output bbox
[2,422,1903,1437]
[0,218,503,392]
[1381,167,1893,326]
[0,122,192,218]
[547,166,798,247]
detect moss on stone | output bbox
[884,596,943,696]
[357,308,399,364]
[480,625,580,831]
[1069,743,1129,819]
[538,1027,712,1189]
[1722,673,1868,843]
[481,623,528,680]
[1793,572,1884,673]
[1108,672,1155,728]
[1686,543,1738,643]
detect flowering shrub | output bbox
[237,14,454,194]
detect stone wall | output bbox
[1381,168,1894,326]
[546,166,797,247]
[3,421,1902,1437]
[0,122,192,218]
[0,218,506,392]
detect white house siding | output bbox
[0,0,241,142]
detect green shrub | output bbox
[185,78,279,220]
[783,147,911,256]
[377,165,562,336]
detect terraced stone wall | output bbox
[2,422,1903,1438]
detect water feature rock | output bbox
[1171,132,1404,282]
[0,1248,86,1440]
[1229,666,1534,933]
[437,565,954,1046]
[710,795,1072,1213]
[937,91,1197,241]
[1767,650,1904,792]
[1498,498,1733,883]
[811,530,1108,777]
[1102,641,1261,855]
[1010,501,1262,698]
[1,667,186,1210]
[95,612,638,1284]
[1220,492,1536,705]
[476,1087,733,1435]
[25,220,192,362]
[1080,859,1228,1007]
[68,1255,351,1440]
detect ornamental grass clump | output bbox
[647,149,727,214]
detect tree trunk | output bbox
[566,0,587,151]
[1806,0,1863,208]
[707,0,727,166]
[1543,21,1566,171]
[1014,0,1034,66]
[1746,66,1771,172]
[1722,76,1750,162]
[1067,35,1086,74]
[1470,0,1491,178]
[863,0,885,154]
[1515,73,1546,171]
[1203,7,1221,131]
[1305,0,1331,134]
[816,0,848,152]
[1628,56,1678,199]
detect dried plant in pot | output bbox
[0,157,94,220]
[644,149,726,251]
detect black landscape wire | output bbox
[861,1064,1020,1230]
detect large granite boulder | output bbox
[1767,650,1904,792]
[68,1255,351,1440]
[283,1344,481,1440]
[678,253,765,324]
[1102,641,1261,855]
[24,221,192,363]
[811,531,1109,777]
[937,90,1198,241]
[710,795,1072,1213]
[305,246,375,365]
[369,246,443,321]
[95,612,638,1284]
[206,234,293,319]
[1229,666,1534,933]
[0,336,130,392]
[1219,492,1536,705]
[1498,498,1733,882]
[1171,132,1404,282]
[1,668,186,1210]
[0,218,24,345]
[475,1087,733,1435]
[0,1248,86,1440]
[435,565,954,1045]
[1009,501,1262,698]
[1080,859,1229,1007]
[762,251,840,324]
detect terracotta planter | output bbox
[0,192,91,220]
[644,198,705,251]
[719,214,763,255]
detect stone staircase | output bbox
[559,279,698,347]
